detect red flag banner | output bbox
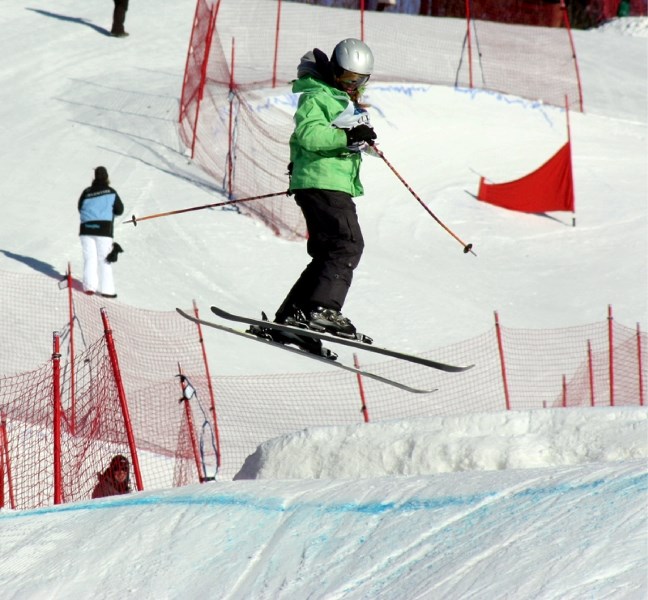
[478,142,575,213]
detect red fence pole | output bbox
[360,0,365,41]
[637,323,645,407]
[191,0,218,159]
[0,418,4,508]
[353,353,370,423]
[561,374,567,407]
[494,311,511,410]
[465,0,474,89]
[52,332,63,505]
[0,416,16,509]
[565,95,576,227]
[272,0,282,88]
[608,305,615,406]
[587,340,595,407]
[177,365,204,482]
[0,430,3,509]
[227,37,236,199]
[193,301,222,468]
[66,263,76,435]
[101,308,144,491]
[560,0,585,112]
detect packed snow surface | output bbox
[0,1,646,598]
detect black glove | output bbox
[105,242,124,264]
[345,124,377,146]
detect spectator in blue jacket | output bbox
[78,166,124,298]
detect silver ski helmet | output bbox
[332,38,374,76]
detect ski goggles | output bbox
[335,69,371,89]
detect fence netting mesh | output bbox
[0,270,644,494]
[179,0,583,240]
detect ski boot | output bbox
[298,306,373,344]
[247,313,338,361]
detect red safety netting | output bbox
[1,269,644,488]
[178,0,584,240]
[1,336,136,510]
[295,1,646,24]
[0,270,215,509]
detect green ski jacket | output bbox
[288,76,364,197]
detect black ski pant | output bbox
[276,189,364,321]
[111,0,129,35]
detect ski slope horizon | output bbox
[0,1,647,598]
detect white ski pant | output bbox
[80,235,116,295]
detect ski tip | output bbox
[445,363,475,373]
[176,307,194,320]
[421,360,474,373]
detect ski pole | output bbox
[124,190,289,226]
[372,146,476,256]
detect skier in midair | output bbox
[273,38,377,338]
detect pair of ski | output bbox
[177,306,473,394]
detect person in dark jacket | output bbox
[273,39,378,339]
[111,0,129,37]
[92,454,132,499]
[78,166,124,298]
